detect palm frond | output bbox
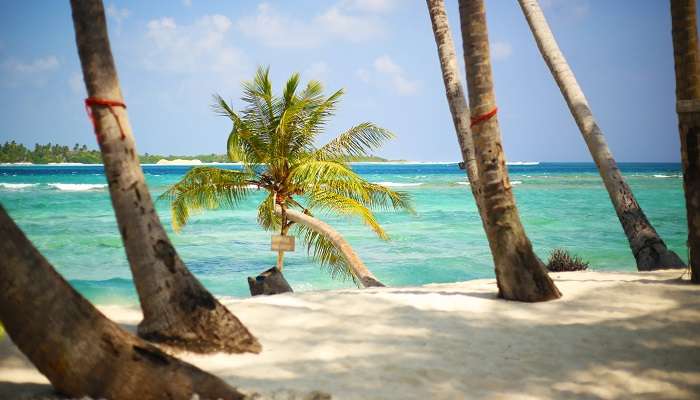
[291,222,358,284]
[213,94,266,166]
[159,167,253,231]
[304,189,388,240]
[257,191,281,232]
[289,159,414,213]
[315,122,394,161]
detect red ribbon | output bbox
[84,97,127,143]
[470,107,498,128]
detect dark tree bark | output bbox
[671,0,700,282]
[518,0,685,271]
[70,0,261,353]
[458,0,561,302]
[0,205,249,400]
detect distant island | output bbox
[0,141,392,164]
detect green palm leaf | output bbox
[159,167,253,231]
[315,122,394,161]
[292,222,358,284]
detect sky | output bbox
[0,0,690,162]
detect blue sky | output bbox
[0,0,689,162]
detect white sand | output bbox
[1,269,699,399]
[155,158,203,165]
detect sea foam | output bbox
[48,183,108,191]
[0,183,38,189]
[374,182,424,187]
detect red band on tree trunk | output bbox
[84,97,127,143]
[470,107,498,128]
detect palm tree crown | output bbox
[161,67,413,282]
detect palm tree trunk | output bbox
[518,0,685,270]
[671,0,700,283]
[458,0,561,302]
[70,0,260,354]
[278,207,386,287]
[0,205,247,400]
[426,0,484,220]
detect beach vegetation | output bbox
[546,249,589,272]
[161,67,412,284]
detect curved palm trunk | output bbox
[671,0,700,283]
[458,0,561,302]
[71,0,260,354]
[277,207,385,287]
[0,205,247,400]
[426,0,484,220]
[518,0,685,270]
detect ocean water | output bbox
[0,162,688,305]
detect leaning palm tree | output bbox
[670,0,700,283]
[458,0,561,302]
[71,0,260,354]
[0,205,247,399]
[426,0,484,219]
[161,68,412,287]
[518,0,685,270]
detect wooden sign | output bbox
[271,235,295,252]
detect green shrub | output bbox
[546,249,589,272]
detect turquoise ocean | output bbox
[0,162,688,305]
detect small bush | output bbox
[546,249,589,272]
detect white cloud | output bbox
[359,55,419,96]
[541,0,590,20]
[182,0,192,6]
[316,7,384,42]
[236,4,321,48]
[355,68,371,83]
[304,62,329,81]
[237,2,385,49]
[106,3,130,23]
[342,0,397,13]
[1,56,59,87]
[144,14,246,79]
[491,41,512,61]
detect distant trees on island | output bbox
[0,141,389,164]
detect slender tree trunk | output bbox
[458,0,561,302]
[278,207,386,287]
[71,0,260,354]
[671,0,700,283]
[426,0,485,221]
[0,205,248,400]
[518,0,685,271]
[277,208,289,271]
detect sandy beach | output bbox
[1,269,698,399]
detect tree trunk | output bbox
[518,0,685,271]
[458,0,561,302]
[671,0,700,283]
[0,205,248,400]
[426,0,485,221]
[70,0,260,354]
[277,206,386,288]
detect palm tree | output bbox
[71,0,260,354]
[670,0,700,283]
[518,0,685,270]
[161,68,412,287]
[458,0,561,302]
[0,205,247,400]
[426,0,484,219]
